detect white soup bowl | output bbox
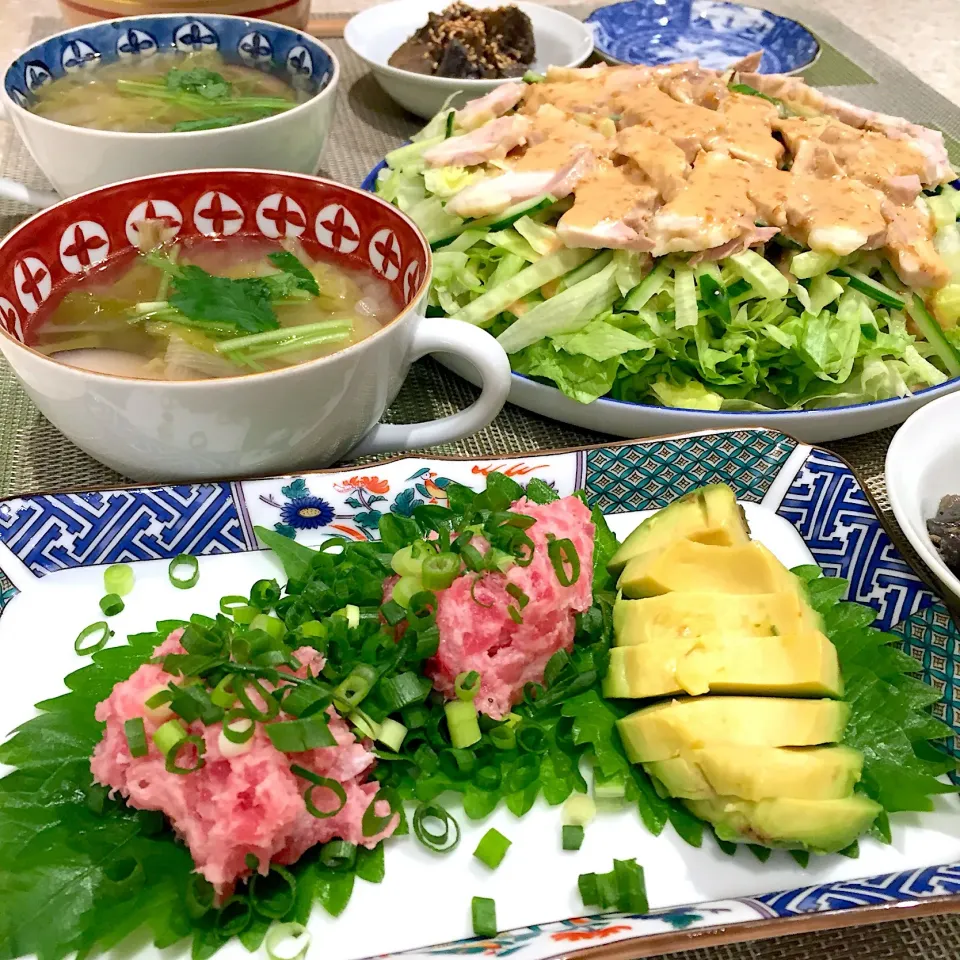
[0,170,512,482]
[0,14,339,205]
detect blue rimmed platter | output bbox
[2,428,960,960]
[585,0,820,74]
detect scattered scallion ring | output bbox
[291,764,348,819]
[215,896,253,937]
[421,552,460,591]
[362,785,401,837]
[516,721,548,755]
[222,708,255,744]
[412,801,461,854]
[103,562,134,597]
[99,593,125,617]
[546,535,580,586]
[488,723,516,751]
[249,864,297,919]
[219,595,249,616]
[475,764,502,792]
[185,874,216,919]
[265,922,312,960]
[334,664,377,710]
[165,734,206,775]
[319,839,357,871]
[505,753,540,793]
[455,670,481,701]
[472,896,497,938]
[235,675,280,721]
[124,717,148,757]
[210,675,236,709]
[168,553,199,590]
[406,590,437,632]
[231,604,258,625]
[250,578,281,610]
[74,620,112,656]
[473,828,511,869]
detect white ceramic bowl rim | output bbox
[344,0,594,87]
[1,12,340,140]
[0,168,433,390]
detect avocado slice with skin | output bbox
[684,794,882,854]
[645,745,864,802]
[617,696,850,763]
[607,484,750,576]
[613,591,819,647]
[603,629,843,699]
[618,541,800,599]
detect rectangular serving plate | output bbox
[2,427,960,960]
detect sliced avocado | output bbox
[613,591,819,647]
[685,794,882,854]
[617,696,849,763]
[607,484,750,576]
[618,541,799,599]
[645,745,863,801]
[603,629,842,699]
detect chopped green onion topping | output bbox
[473,828,511,869]
[546,535,580,586]
[380,599,407,626]
[145,688,173,710]
[515,721,547,754]
[444,699,481,749]
[348,707,381,740]
[231,603,259,625]
[377,717,408,752]
[124,717,148,757]
[291,764,348,818]
[185,874,216,919]
[334,664,377,710]
[562,824,584,851]
[265,922,311,960]
[344,603,360,629]
[153,718,187,755]
[219,595,249,616]
[319,839,357,871]
[281,683,330,718]
[249,612,286,642]
[235,676,280,721]
[249,864,297,920]
[74,620,112,656]
[222,708,255,744]
[267,713,337,752]
[413,801,461,853]
[165,734,206,775]
[472,896,497,938]
[379,671,430,711]
[406,591,437,631]
[455,670,481,701]
[422,552,460,590]
[168,553,199,589]
[210,675,236,709]
[579,858,648,913]
[216,896,252,936]
[250,578,281,609]
[104,563,135,597]
[563,793,597,826]
[488,723,516,751]
[362,785,401,837]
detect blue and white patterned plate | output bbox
[585,0,819,73]
[1,428,959,960]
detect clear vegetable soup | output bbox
[30,235,395,380]
[29,51,310,133]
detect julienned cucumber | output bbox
[907,294,960,377]
[431,195,558,250]
[833,268,905,310]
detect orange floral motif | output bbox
[471,463,548,478]
[335,475,390,494]
[551,926,632,942]
[330,524,369,540]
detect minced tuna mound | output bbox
[91,632,396,895]
[428,496,594,718]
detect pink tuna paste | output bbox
[91,631,396,896]
[427,496,594,719]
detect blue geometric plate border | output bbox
[2,426,958,959]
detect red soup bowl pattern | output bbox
[0,170,512,482]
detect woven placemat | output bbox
[1,11,959,956]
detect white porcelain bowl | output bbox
[0,13,339,205]
[886,390,960,601]
[344,0,594,120]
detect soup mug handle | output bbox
[347,317,512,458]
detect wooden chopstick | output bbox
[306,17,350,39]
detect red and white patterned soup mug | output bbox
[0,170,511,481]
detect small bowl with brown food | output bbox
[887,389,960,602]
[344,0,593,119]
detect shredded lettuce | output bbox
[376,159,958,411]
